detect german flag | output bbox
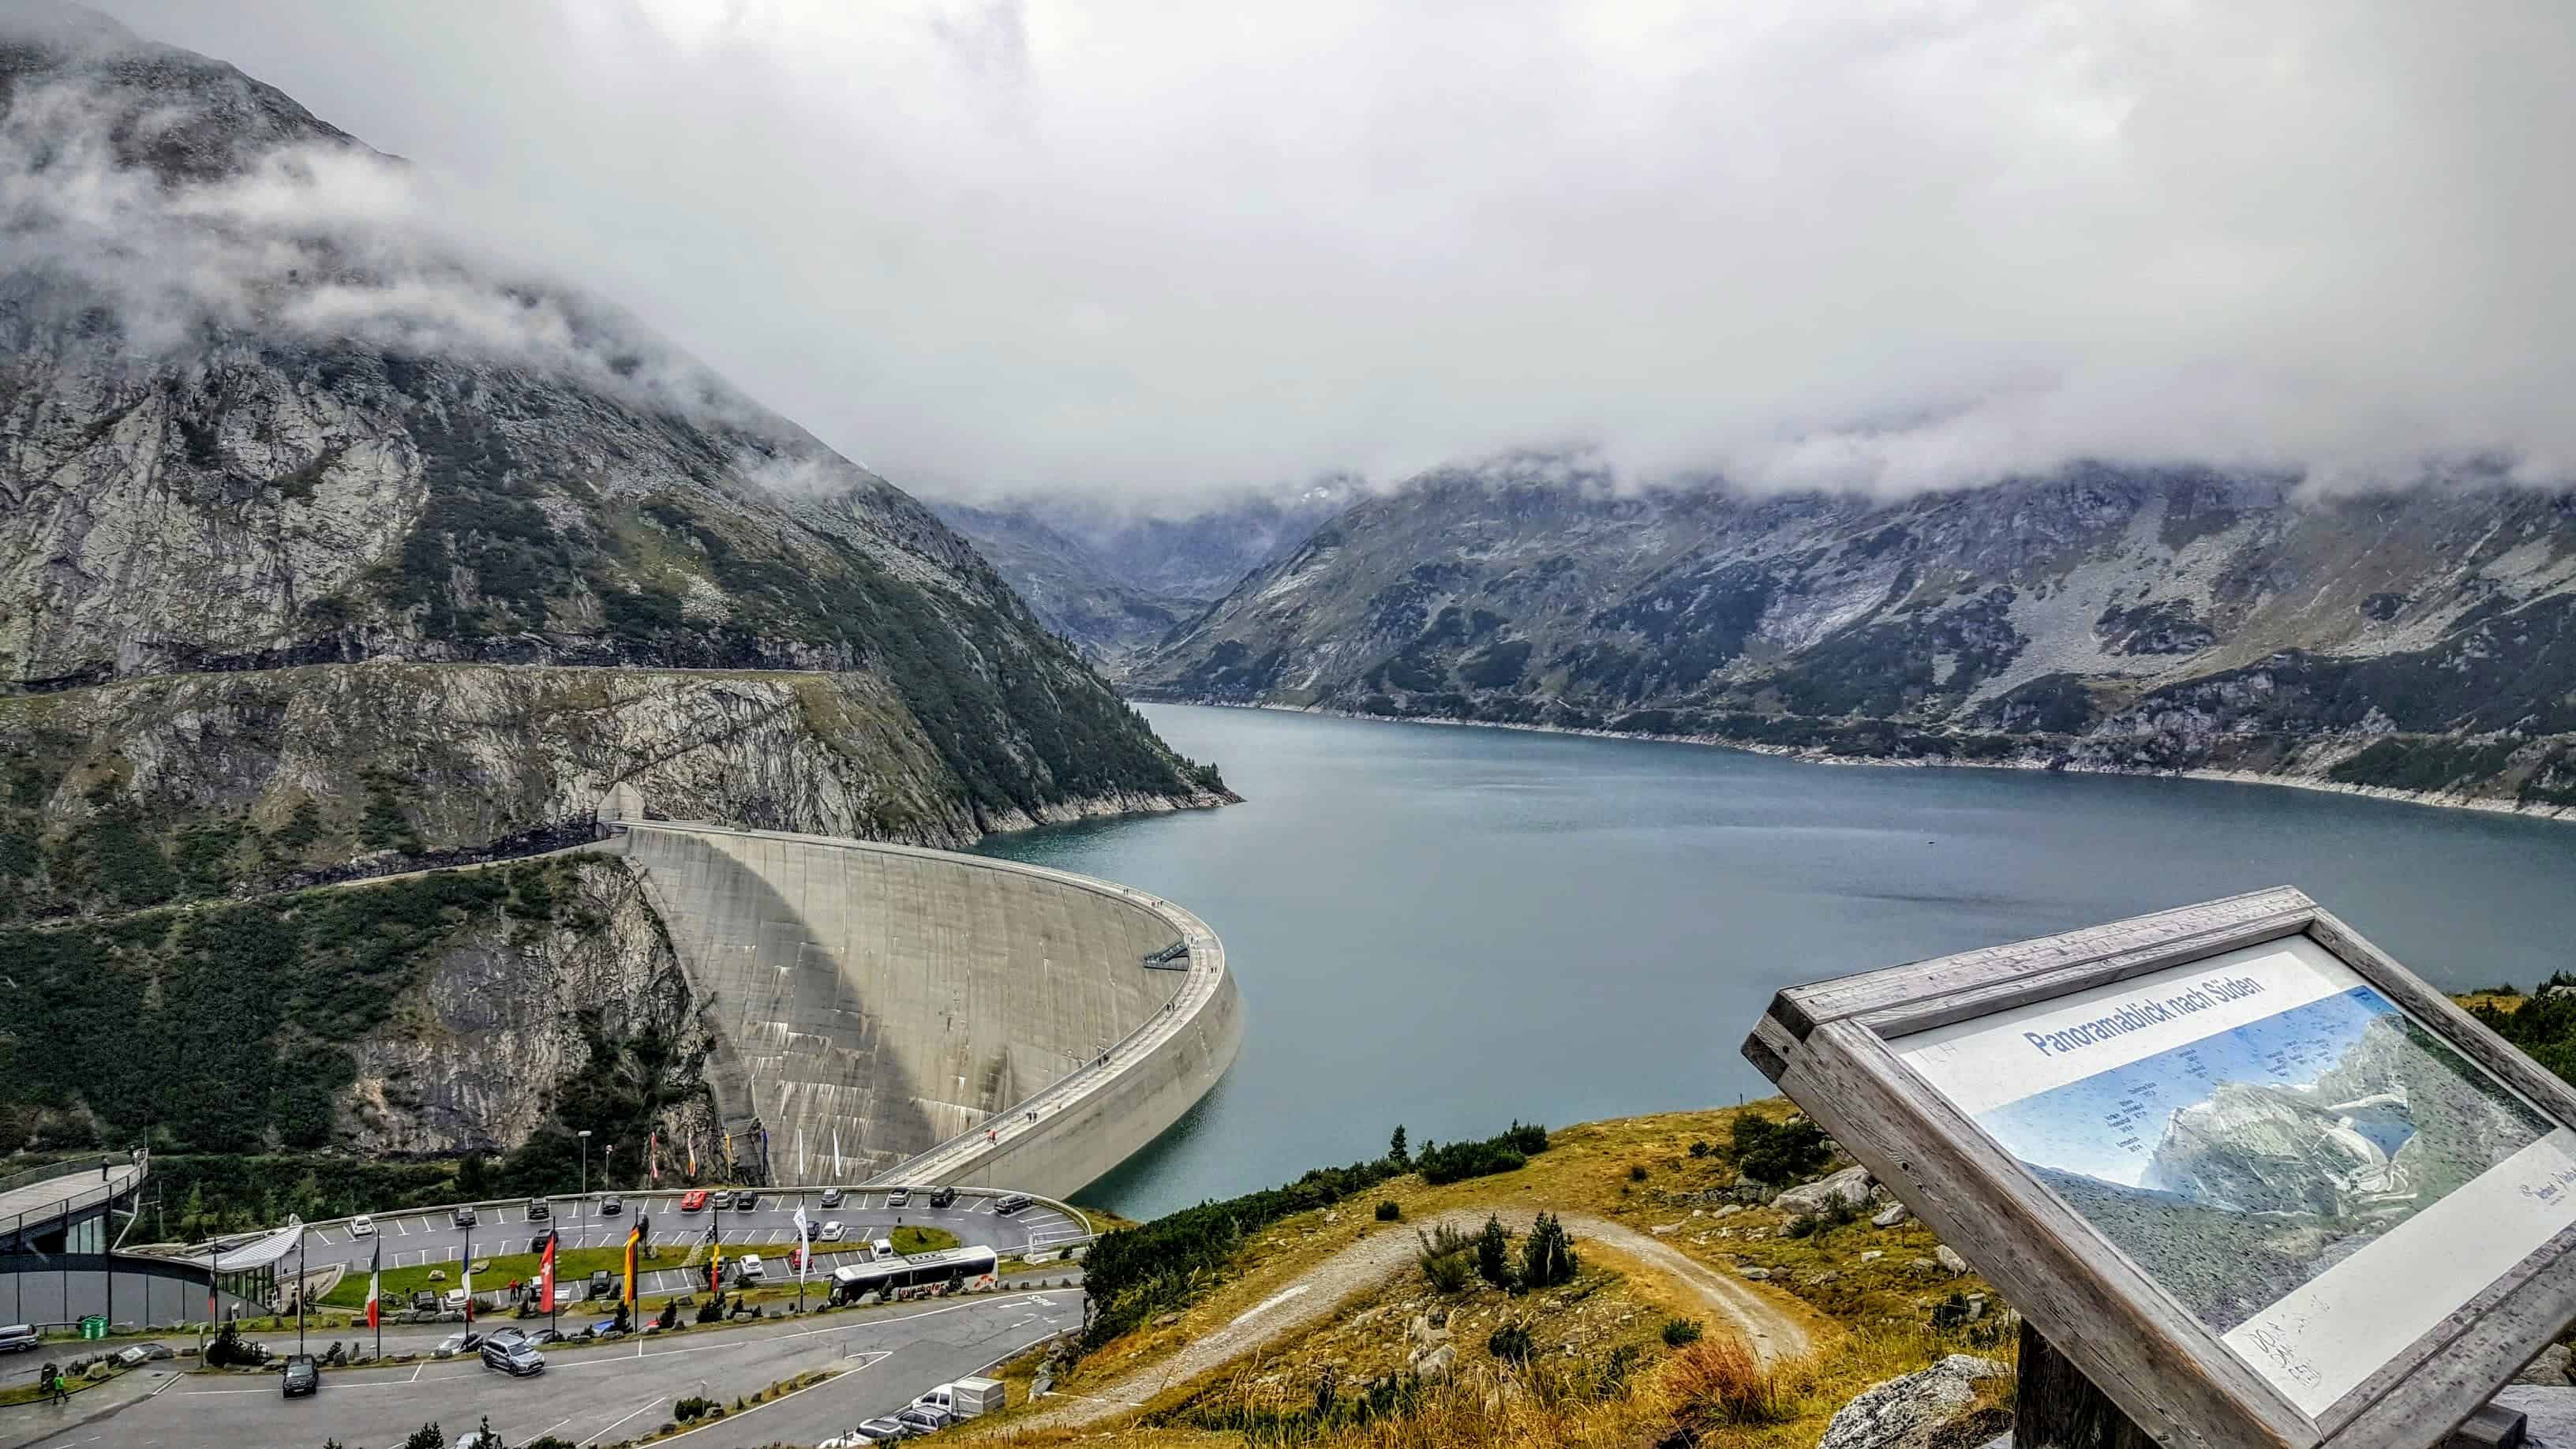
[622,1216,644,1308]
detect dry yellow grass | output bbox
[971,1103,2016,1449]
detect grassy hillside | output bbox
[975,1106,2010,1449]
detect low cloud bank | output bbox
[46,0,2576,511]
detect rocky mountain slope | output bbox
[931,486,1346,661]
[0,6,1225,921]
[929,501,1208,662]
[1131,459,2576,809]
[0,5,1225,1160]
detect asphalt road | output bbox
[313,1190,1089,1300]
[19,1289,1079,1449]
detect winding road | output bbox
[15,1288,1079,1449]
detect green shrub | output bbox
[1520,1212,1577,1290]
[1662,1317,1705,1347]
[1628,1163,1649,1181]
[1731,1114,1830,1185]
[1418,1223,1473,1293]
[1373,1200,1401,1222]
[1487,1322,1534,1365]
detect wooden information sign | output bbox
[1743,887,2576,1449]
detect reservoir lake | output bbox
[978,704,2576,1218]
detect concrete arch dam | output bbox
[614,821,1241,1200]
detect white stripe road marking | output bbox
[579,1397,661,1447]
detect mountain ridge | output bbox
[0,5,1227,917]
[1129,462,2576,811]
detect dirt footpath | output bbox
[1017,1209,1815,1431]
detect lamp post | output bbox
[578,1130,592,1248]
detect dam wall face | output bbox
[617,821,1238,1200]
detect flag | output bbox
[833,1129,843,1181]
[622,1218,643,1308]
[365,1237,382,1331]
[650,1132,661,1185]
[792,1204,812,1284]
[706,1221,723,1294]
[688,1137,698,1178]
[462,1255,474,1324]
[722,1132,735,1170]
[537,1230,557,1315]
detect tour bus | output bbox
[828,1245,999,1305]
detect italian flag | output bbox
[365,1237,382,1331]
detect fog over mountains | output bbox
[0,3,1222,920]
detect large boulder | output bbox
[1776,1166,1875,1216]
[1818,1354,2013,1449]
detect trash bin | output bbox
[78,1315,107,1340]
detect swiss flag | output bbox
[538,1230,558,1313]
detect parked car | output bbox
[709,1189,733,1211]
[526,1327,567,1346]
[0,1324,39,1353]
[851,1417,912,1443]
[871,1237,895,1261]
[896,1406,949,1435]
[886,1186,912,1208]
[280,1354,318,1397]
[554,1284,578,1308]
[347,1215,375,1238]
[735,1252,767,1284]
[819,1220,845,1241]
[432,1331,482,1359]
[442,1288,469,1314]
[525,1197,549,1221]
[927,1186,959,1209]
[455,1428,504,1449]
[680,1189,710,1212]
[409,1290,438,1312]
[601,1194,623,1215]
[527,1234,551,1256]
[735,1192,760,1211]
[588,1269,612,1300]
[484,1328,527,1350]
[481,1337,545,1376]
[993,1193,1031,1215]
[819,1187,844,1208]
[452,1205,477,1228]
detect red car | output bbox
[680,1189,709,1212]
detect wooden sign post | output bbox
[1743,887,2576,1449]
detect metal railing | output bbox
[0,1153,147,1251]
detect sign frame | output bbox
[1741,886,2576,1449]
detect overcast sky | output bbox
[91,0,2576,511]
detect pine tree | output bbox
[1475,1215,1513,1288]
[1520,1211,1577,1290]
[1387,1125,1409,1166]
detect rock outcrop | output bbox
[1817,1354,2013,1449]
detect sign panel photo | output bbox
[1893,934,2576,1417]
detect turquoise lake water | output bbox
[978,704,2576,1217]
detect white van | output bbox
[912,1383,958,1417]
[0,1324,37,1354]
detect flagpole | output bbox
[796,1186,806,1314]
[372,1236,382,1361]
[296,1226,307,1354]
